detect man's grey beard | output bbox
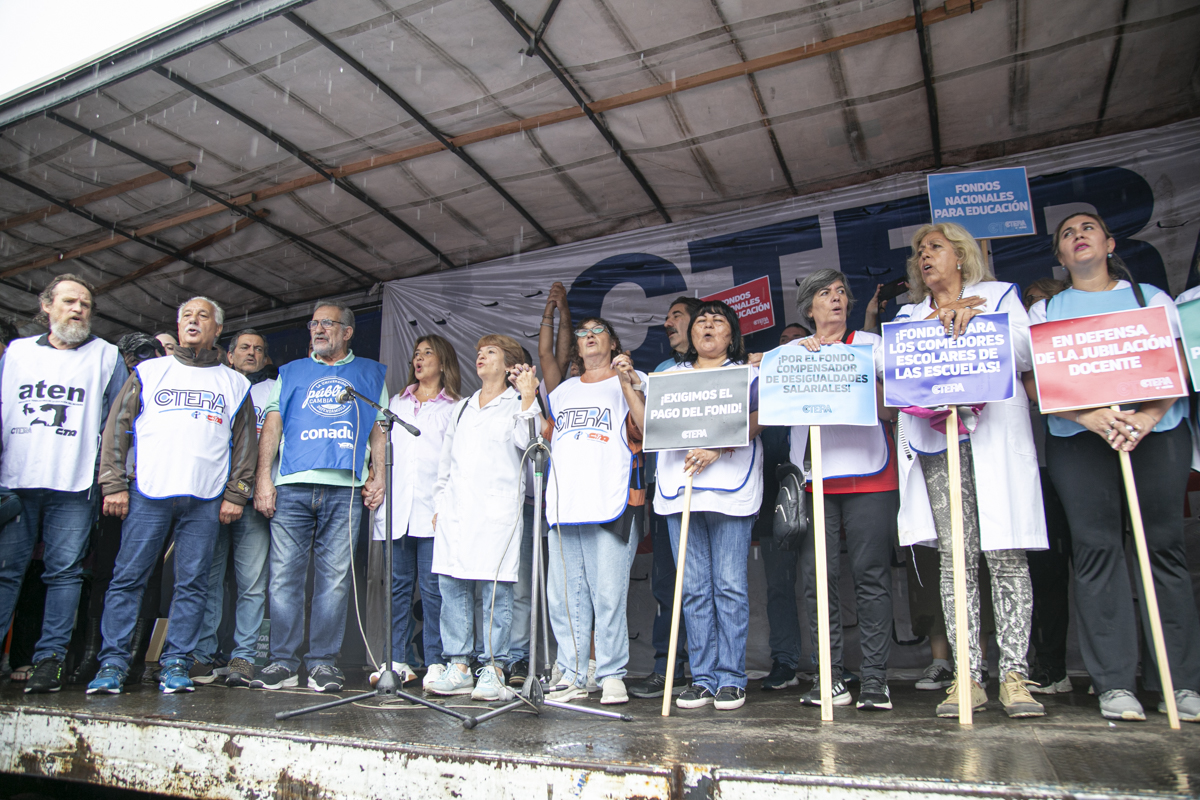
[50,317,90,346]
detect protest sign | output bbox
[1176,297,1200,392]
[643,365,751,452]
[1030,306,1185,413]
[702,277,774,336]
[926,167,1035,240]
[758,343,877,426]
[882,313,1016,408]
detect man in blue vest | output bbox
[252,300,386,692]
[0,275,127,694]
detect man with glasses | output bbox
[251,301,386,692]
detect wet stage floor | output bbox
[2,675,1198,799]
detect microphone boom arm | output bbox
[338,386,420,437]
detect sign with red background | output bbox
[702,276,775,336]
[1030,306,1185,413]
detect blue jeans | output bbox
[0,488,95,663]
[98,487,221,671]
[389,535,442,667]
[268,484,362,671]
[194,506,270,663]
[666,511,753,691]
[760,534,802,669]
[547,521,640,686]
[439,575,512,663]
[650,510,687,675]
[508,503,537,664]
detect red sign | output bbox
[702,276,775,335]
[1030,306,1186,413]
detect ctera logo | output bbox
[301,377,351,418]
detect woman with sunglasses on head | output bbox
[654,300,763,711]
[369,335,461,691]
[1027,212,1200,722]
[538,314,646,705]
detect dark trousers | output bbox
[800,490,897,681]
[1027,467,1072,673]
[1047,423,1200,694]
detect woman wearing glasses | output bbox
[654,300,763,711]
[538,313,647,705]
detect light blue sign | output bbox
[883,313,1016,408]
[926,167,1035,239]
[758,343,877,426]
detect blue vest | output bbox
[1044,285,1187,437]
[277,357,386,476]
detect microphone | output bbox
[336,383,421,437]
[337,387,354,404]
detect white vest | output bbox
[133,356,250,500]
[546,374,641,526]
[248,379,275,435]
[1,336,119,492]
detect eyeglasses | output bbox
[574,326,607,338]
[307,319,344,331]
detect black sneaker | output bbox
[676,684,716,709]
[628,672,685,699]
[915,661,954,690]
[801,678,852,706]
[714,686,746,710]
[761,660,799,691]
[25,657,64,694]
[250,662,298,690]
[224,657,255,688]
[308,664,345,693]
[189,661,220,685]
[856,677,892,710]
[507,659,529,688]
[1027,663,1072,695]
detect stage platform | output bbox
[1,676,1197,800]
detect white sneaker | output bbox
[369,661,416,687]
[548,683,588,702]
[427,664,474,696]
[471,665,510,701]
[585,659,599,692]
[600,677,629,705]
[422,663,446,691]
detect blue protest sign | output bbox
[758,343,877,426]
[926,168,1035,240]
[882,313,1016,408]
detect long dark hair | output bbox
[405,334,462,400]
[569,316,623,375]
[684,300,746,364]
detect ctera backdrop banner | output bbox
[381,120,1200,397]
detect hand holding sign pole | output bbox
[883,312,1017,725]
[1031,305,1187,729]
[760,341,878,722]
[643,365,752,717]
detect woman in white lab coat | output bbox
[892,222,1046,719]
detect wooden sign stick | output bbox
[946,406,973,725]
[811,426,834,721]
[1113,405,1180,729]
[661,473,695,717]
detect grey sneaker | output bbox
[916,660,954,690]
[427,664,474,696]
[600,677,629,705]
[1099,689,1145,721]
[471,665,509,701]
[675,684,715,709]
[714,686,746,710]
[585,659,599,692]
[1157,689,1200,722]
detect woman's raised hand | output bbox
[612,351,639,386]
[545,281,567,317]
[510,363,539,398]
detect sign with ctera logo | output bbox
[643,365,751,452]
[758,343,877,426]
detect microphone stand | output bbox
[276,386,473,725]
[462,417,632,729]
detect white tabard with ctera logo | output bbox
[132,356,250,500]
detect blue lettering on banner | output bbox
[554,406,613,432]
[154,388,228,413]
[882,313,1016,408]
[927,168,1035,240]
